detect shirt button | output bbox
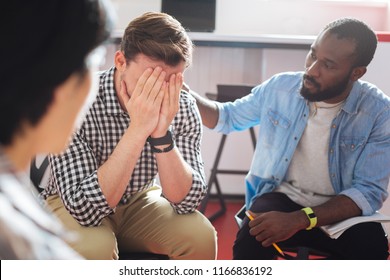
[332,124,337,128]
[274,120,279,125]
[330,148,334,153]
[351,144,355,149]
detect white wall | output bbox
[111,0,389,34]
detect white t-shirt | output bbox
[274,100,344,207]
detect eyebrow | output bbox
[310,46,337,66]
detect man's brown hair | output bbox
[120,12,193,67]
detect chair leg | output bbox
[199,135,227,220]
[205,177,227,221]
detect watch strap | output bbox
[150,141,175,153]
[147,130,173,146]
[301,207,317,230]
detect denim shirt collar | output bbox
[341,81,360,115]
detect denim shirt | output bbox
[215,72,390,216]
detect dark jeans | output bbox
[233,192,389,260]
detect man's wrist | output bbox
[301,207,317,230]
[147,129,175,153]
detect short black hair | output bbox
[323,18,377,67]
[0,0,113,145]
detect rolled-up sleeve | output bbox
[49,132,114,226]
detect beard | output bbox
[300,72,351,102]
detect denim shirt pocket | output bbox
[263,109,291,145]
[339,136,366,169]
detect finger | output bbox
[145,67,165,100]
[261,237,275,248]
[173,73,183,105]
[162,81,170,107]
[168,74,176,107]
[154,81,166,106]
[132,68,154,98]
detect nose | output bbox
[305,61,320,77]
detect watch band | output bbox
[150,141,175,153]
[147,130,173,146]
[301,207,317,230]
[147,130,175,153]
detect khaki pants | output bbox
[46,186,217,260]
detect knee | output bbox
[233,221,274,260]
[71,226,118,260]
[172,212,217,260]
[72,226,118,260]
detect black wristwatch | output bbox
[147,130,175,153]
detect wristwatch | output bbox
[147,130,175,153]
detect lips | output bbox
[303,78,315,89]
[303,76,320,91]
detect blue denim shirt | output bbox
[215,72,390,216]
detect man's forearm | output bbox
[155,147,193,203]
[185,87,219,129]
[311,194,362,227]
[97,126,147,208]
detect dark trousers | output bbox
[233,193,389,260]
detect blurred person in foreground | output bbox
[0,0,113,259]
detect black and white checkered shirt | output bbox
[42,67,206,226]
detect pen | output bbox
[245,210,285,257]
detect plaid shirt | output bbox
[42,67,206,226]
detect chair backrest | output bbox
[216,84,254,103]
[30,155,50,193]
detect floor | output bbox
[203,198,390,260]
[203,198,244,260]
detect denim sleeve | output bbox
[214,85,264,134]
[340,106,390,215]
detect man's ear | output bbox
[350,66,366,81]
[114,51,127,71]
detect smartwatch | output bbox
[301,207,317,230]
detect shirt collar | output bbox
[341,81,361,115]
